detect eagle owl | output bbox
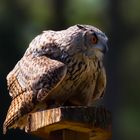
[3,24,108,134]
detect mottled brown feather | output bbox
[3,56,67,133]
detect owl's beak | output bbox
[95,42,108,54]
[95,33,108,54]
[102,43,108,54]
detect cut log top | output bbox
[25,106,112,140]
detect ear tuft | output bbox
[77,24,86,31]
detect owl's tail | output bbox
[3,92,35,134]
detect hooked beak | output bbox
[102,43,108,54]
[95,32,108,54]
[95,42,108,54]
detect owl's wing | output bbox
[4,55,67,134]
[92,66,106,100]
[7,55,67,101]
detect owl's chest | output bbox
[49,57,99,103]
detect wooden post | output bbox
[25,106,111,140]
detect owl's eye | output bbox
[91,34,98,44]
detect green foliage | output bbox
[66,0,108,26]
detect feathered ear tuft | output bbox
[77,24,86,31]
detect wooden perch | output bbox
[25,106,111,140]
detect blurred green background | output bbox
[0,0,140,140]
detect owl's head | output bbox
[76,24,108,59]
[65,24,108,60]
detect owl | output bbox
[3,24,108,134]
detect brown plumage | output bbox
[3,24,108,134]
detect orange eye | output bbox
[91,35,98,44]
